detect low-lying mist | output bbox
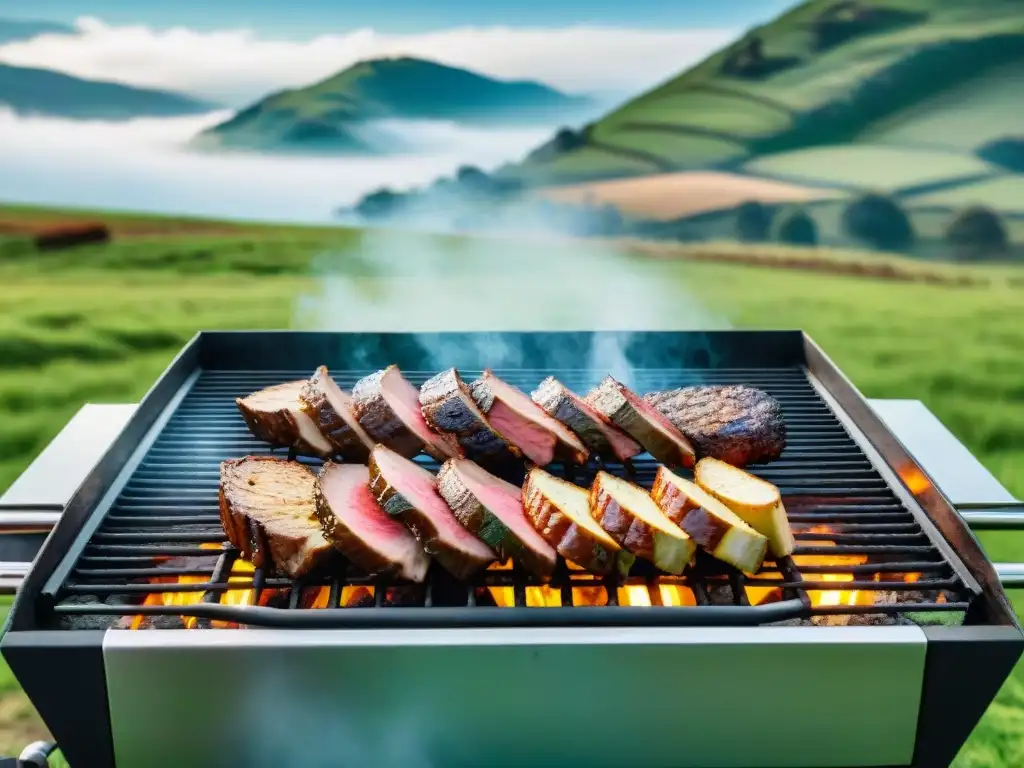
[0,108,552,222]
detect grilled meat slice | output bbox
[693,457,795,558]
[584,377,695,467]
[523,467,634,576]
[368,445,496,579]
[314,462,430,582]
[470,370,589,466]
[589,471,696,575]
[419,368,517,464]
[651,466,767,574]
[531,376,642,462]
[352,366,462,461]
[436,458,557,578]
[236,381,334,457]
[644,385,786,466]
[298,366,375,461]
[218,457,332,578]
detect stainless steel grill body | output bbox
[1,330,1020,768]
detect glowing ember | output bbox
[130,544,256,630]
[654,585,696,607]
[618,585,652,606]
[525,586,562,607]
[792,526,870,608]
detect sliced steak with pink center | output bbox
[369,445,496,579]
[314,462,430,582]
[352,365,462,461]
[419,367,517,465]
[585,376,695,467]
[531,376,641,462]
[470,370,589,466]
[298,366,375,461]
[436,458,557,578]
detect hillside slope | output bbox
[196,56,592,155]
[508,0,1024,185]
[0,62,215,120]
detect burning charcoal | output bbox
[705,583,736,606]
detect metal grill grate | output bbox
[51,366,974,628]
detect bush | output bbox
[776,210,818,246]
[945,206,1009,260]
[354,188,407,220]
[842,193,914,251]
[735,201,774,242]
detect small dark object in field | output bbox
[34,223,111,251]
[720,36,802,79]
[945,206,1009,260]
[775,209,818,246]
[842,193,914,251]
[735,200,774,242]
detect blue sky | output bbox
[7,0,794,36]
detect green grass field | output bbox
[1,206,1024,764]
[742,145,1001,191]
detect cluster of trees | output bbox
[734,193,1012,260]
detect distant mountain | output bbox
[0,63,217,120]
[196,56,593,155]
[0,18,74,44]
[506,0,1024,186]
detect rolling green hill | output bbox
[506,0,1024,187]
[0,62,216,120]
[197,56,592,155]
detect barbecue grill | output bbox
[2,330,1022,768]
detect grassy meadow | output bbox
[0,205,1023,765]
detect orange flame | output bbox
[792,526,871,608]
[129,544,256,630]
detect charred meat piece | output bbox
[589,471,695,575]
[419,368,517,464]
[531,376,641,462]
[436,458,557,578]
[369,445,496,579]
[694,457,794,559]
[651,466,767,574]
[218,457,332,578]
[236,381,334,457]
[352,366,462,461]
[298,366,375,461]
[584,377,695,467]
[523,467,633,576]
[644,385,786,466]
[314,462,430,582]
[470,370,589,466]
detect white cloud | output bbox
[0,17,736,105]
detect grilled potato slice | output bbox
[523,467,634,576]
[589,471,696,575]
[693,457,795,558]
[652,466,768,573]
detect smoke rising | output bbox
[293,219,732,386]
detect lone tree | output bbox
[735,201,774,241]
[776,210,818,246]
[842,193,914,251]
[944,206,1009,260]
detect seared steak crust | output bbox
[419,368,516,462]
[298,366,373,461]
[352,368,424,458]
[219,456,332,578]
[644,385,786,466]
